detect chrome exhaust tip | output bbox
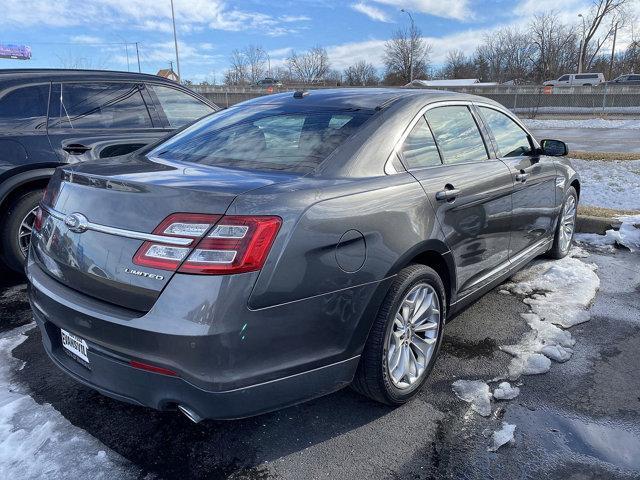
[177,404,203,424]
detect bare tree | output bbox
[579,0,630,72]
[243,45,267,84]
[442,50,476,79]
[474,27,535,83]
[225,49,249,85]
[287,46,330,83]
[343,61,379,86]
[529,13,579,82]
[383,24,432,84]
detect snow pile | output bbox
[577,215,640,252]
[524,118,640,130]
[0,326,137,479]
[451,380,492,417]
[493,382,520,401]
[487,423,516,452]
[502,255,600,328]
[570,159,640,211]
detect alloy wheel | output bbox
[387,283,441,390]
[18,206,38,257]
[559,195,576,253]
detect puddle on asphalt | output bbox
[511,406,640,472]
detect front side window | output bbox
[149,85,214,128]
[479,107,532,158]
[630,75,640,81]
[399,116,441,169]
[424,106,488,164]
[49,83,153,129]
[150,106,373,173]
[558,75,570,81]
[0,84,49,130]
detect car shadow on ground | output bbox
[0,270,32,333]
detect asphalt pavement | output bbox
[2,243,639,480]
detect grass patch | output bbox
[569,151,640,161]
[578,204,638,218]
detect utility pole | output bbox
[578,13,586,74]
[170,0,181,82]
[124,43,130,71]
[135,42,141,73]
[609,21,618,80]
[401,8,415,83]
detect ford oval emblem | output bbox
[64,213,89,234]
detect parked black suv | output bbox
[0,69,218,272]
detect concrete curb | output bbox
[576,215,621,235]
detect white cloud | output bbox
[371,0,473,21]
[69,35,105,44]
[351,2,393,22]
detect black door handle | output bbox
[435,187,461,202]
[515,170,528,182]
[62,144,91,155]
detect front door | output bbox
[476,105,557,258]
[400,105,514,296]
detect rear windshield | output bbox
[149,105,373,173]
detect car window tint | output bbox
[50,83,153,129]
[399,116,441,169]
[150,107,373,173]
[559,75,569,81]
[150,85,214,128]
[0,84,49,130]
[425,106,488,164]
[479,107,532,158]
[631,75,640,81]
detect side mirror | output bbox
[540,139,568,157]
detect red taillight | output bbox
[33,207,44,231]
[129,360,177,376]
[179,215,282,274]
[133,213,220,271]
[132,213,282,275]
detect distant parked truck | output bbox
[543,73,605,86]
[604,74,640,86]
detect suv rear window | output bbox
[0,84,49,130]
[150,106,373,173]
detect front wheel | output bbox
[548,186,578,259]
[351,264,446,405]
[1,189,44,273]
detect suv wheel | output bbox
[1,189,44,273]
[352,264,446,405]
[548,186,578,259]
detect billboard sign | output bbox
[0,44,32,60]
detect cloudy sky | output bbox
[1,0,636,82]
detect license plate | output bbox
[61,329,90,364]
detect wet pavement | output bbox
[529,127,640,153]
[1,245,639,479]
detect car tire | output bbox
[351,264,446,405]
[547,186,578,259]
[1,189,44,273]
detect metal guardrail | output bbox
[192,84,640,116]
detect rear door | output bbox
[476,105,557,258]
[46,81,169,164]
[400,104,514,296]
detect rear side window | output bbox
[631,75,640,81]
[150,106,372,173]
[425,106,488,164]
[479,107,532,157]
[399,116,441,169]
[0,84,49,130]
[49,83,153,129]
[149,85,214,128]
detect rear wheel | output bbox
[352,264,446,405]
[548,186,578,259]
[1,189,43,273]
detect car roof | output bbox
[0,68,181,84]
[235,87,490,111]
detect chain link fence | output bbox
[192,84,640,117]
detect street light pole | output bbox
[401,8,414,83]
[170,0,181,82]
[578,13,586,74]
[135,42,141,73]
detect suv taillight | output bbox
[133,213,281,275]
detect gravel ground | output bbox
[1,243,639,480]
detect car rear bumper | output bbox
[27,258,385,419]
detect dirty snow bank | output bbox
[569,159,640,211]
[0,325,138,479]
[452,380,492,417]
[493,382,520,401]
[577,215,640,252]
[523,118,640,130]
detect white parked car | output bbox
[543,73,606,87]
